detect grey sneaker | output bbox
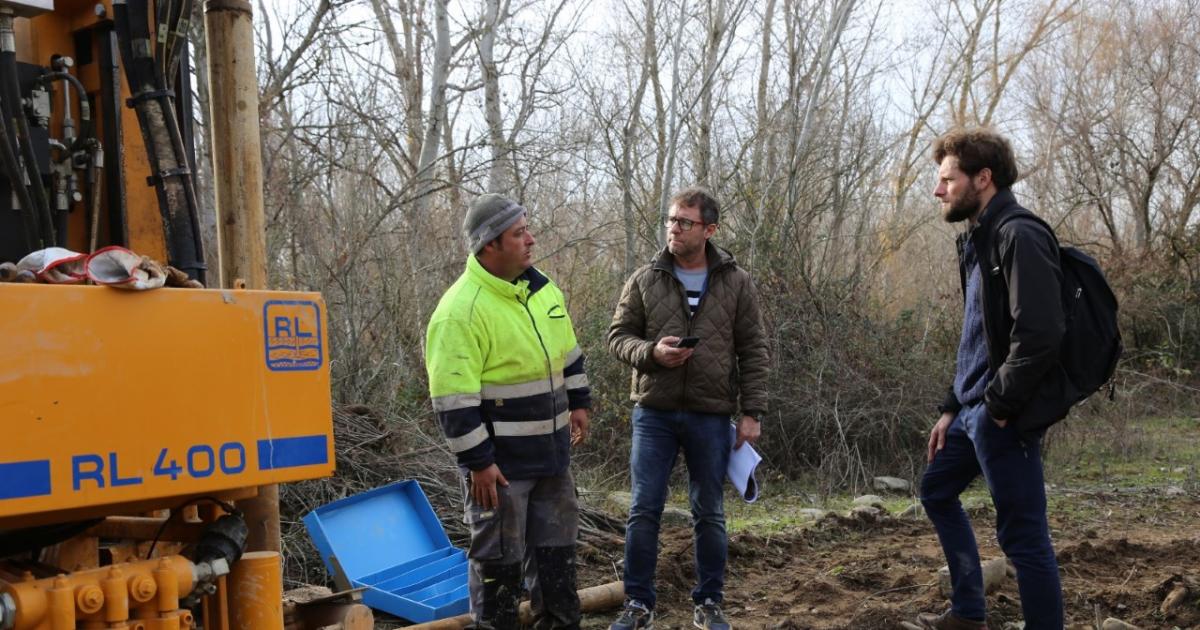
[693,598,731,630]
[909,611,989,630]
[610,600,654,630]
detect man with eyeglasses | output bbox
[607,186,769,630]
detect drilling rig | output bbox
[0,1,337,628]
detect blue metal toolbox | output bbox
[303,480,470,622]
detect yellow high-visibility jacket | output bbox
[425,255,590,478]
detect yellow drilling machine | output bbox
[0,1,339,628]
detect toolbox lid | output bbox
[303,480,454,584]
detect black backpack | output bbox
[997,215,1123,405]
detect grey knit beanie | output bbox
[463,193,527,254]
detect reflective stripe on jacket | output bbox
[426,255,590,478]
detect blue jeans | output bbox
[623,405,732,609]
[920,402,1063,629]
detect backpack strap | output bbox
[990,212,1060,279]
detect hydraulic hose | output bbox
[113,0,206,282]
[136,0,205,278]
[0,16,37,252]
[12,93,56,246]
[38,71,95,151]
[167,0,193,81]
[0,113,38,251]
[40,69,99,247]
[0,9,52,249]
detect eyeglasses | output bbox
[665,216,705,231]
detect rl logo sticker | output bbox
[263,300,324,371]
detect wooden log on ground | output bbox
[400,580,624,629]
[284,601,373,630]
[283,586,372,630]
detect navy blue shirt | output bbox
[954,237,991,406]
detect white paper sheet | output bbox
[727,424,762,503]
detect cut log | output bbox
[283,601,373,630]
[1161,584,1190,615]
[400,580,624,629]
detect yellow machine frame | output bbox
[0,0,339,627]
[0,284,335,529]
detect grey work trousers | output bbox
[462,468,580,629]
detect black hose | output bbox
[0,12,38,250]
[162,87,206,282]
[140,0,204,274]
[111,0,136,92]
[113,0,172,239]
[0,47,54,246]
[38,71,95,151]
[124,0,159,90]
[114,0,206,283]
[16,110,56,246]
[155,0,168,77]
[166,0,192,85]
[0,113,38,250]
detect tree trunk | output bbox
[480,0,512,192]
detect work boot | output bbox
[693,598,731,630]
[908,610,988,630]
[610,599,654,630]
[530,545,580,630]
[468,562,521,630]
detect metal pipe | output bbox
[49,58,75,146]
[227,551,282,630]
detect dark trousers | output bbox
[623,405,732,609]
[920,402,1063,629]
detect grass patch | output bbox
[1046,416,1200,487]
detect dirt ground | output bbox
[575,488,1200,629]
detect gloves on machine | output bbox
[85,246,167,290]
[9,246,199,289]
[16,247,87,283]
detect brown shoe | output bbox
[910,610,988,630]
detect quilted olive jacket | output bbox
[608,242,769,417]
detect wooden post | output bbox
[204,0,277,554]
[399,581,625,629]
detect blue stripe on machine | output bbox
[0,460,52,500]
[257,435,329,470]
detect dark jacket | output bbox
[608,242,769,417]
[939,188,1075,434]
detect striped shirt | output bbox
[673,265,708,316]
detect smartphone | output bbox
[673,336,700,348]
